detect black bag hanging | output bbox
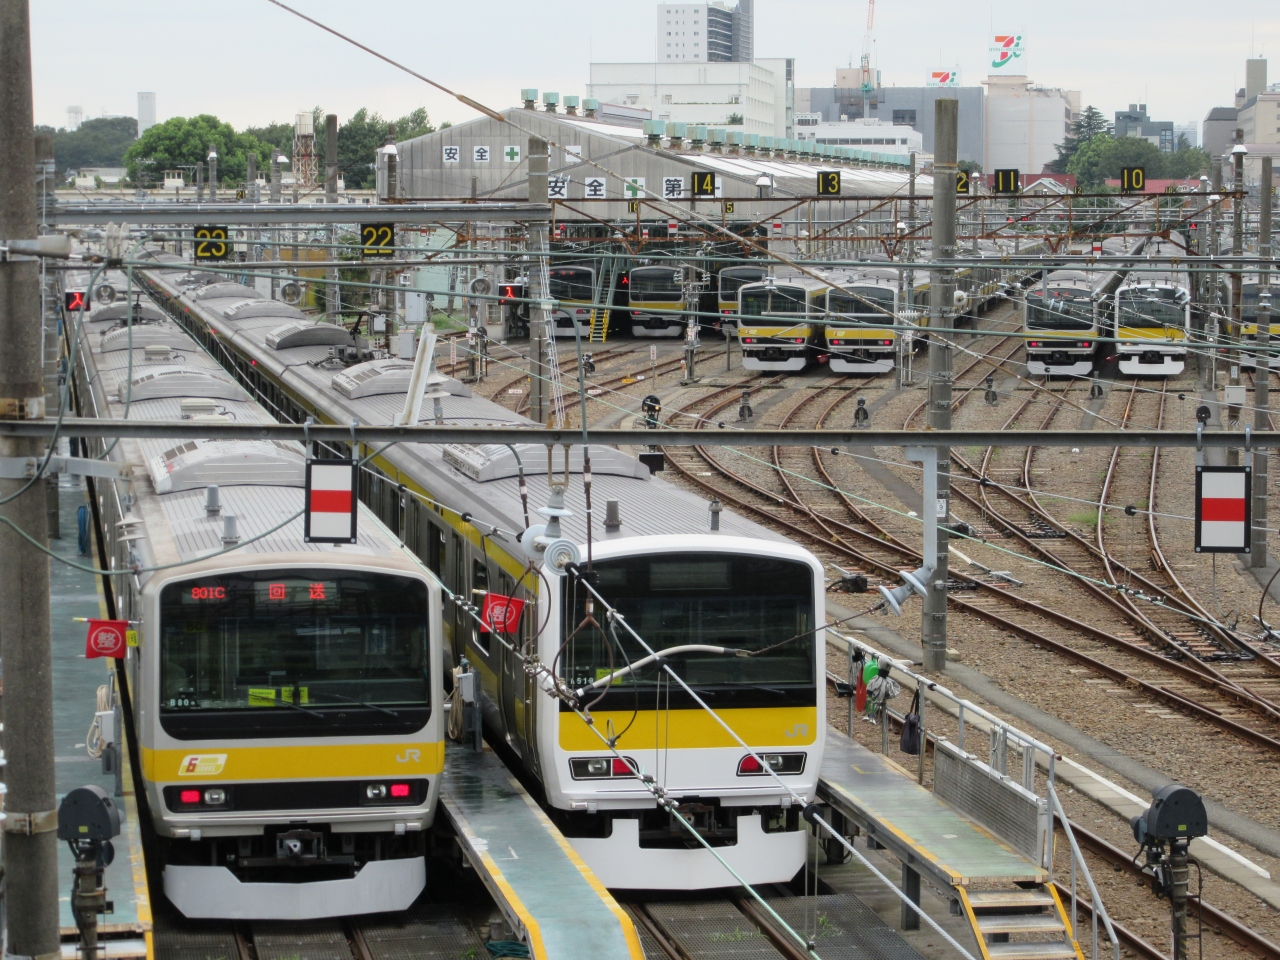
[899,688,922,755]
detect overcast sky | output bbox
[30,1,1280,136]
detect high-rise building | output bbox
[984,75,1079,175]
[66,105,83,131]
[1114,103,1175,152]
[655,2,753,63]
[138,92,156,135]
[1173,122,1199,149]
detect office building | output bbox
[589,59,792,137]
[655,1,752,63]
[138,92,156,135]
[796,74,985,166]
[66,105,83,131]
[794,116,923,156]
[984,75,1078,174]
[1114,103,1175,152]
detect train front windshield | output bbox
[740,286,808,322]
[828,288,895,323]
[1027,290,1094,330]
[1117,291,1185,329]
[560,553,815,709]
[719,268,766,302]
[630,270,682,302]
[549,267,594,302]
[159,570,430,738]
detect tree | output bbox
[1066,134,1166,186]
[242,121,294,161]
[1046,105,1113,174]
[123,115,269,185]
[36,116,138,178]
[1164,144,1210,180]
[319,106,437,188]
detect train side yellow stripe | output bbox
[558,706,817,750]
[141,740,445,782]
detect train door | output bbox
[495,570,528,758]
[450,533,465,663]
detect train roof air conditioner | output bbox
[332,359,471,400]
[147,439,305,494]
[266,321,355,350]
[118,366,245,402]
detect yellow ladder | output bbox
[957,885,1085,960]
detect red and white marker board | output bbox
[85,619,128,659]
[305,459,358,544]
[1195,465,1251,553]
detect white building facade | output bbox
[655,1,752,62]
[983,75,1079,174]
[589,60,788,137]
[794,116,923,156]
[138,92,156,134]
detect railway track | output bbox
[649,332,1280,753]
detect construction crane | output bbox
[859,0,875,119]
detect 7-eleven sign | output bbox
[305,459,358,543]
[624,178,646,199]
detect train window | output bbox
[471,559,491,654]
[740,286,807,320]
[548,267,594,303]
[157,570,431,739]
[560,552,815,710]
[718,268,766,299]
[829,288,894,322]
[424,520,445,575]
[629,270,682,302]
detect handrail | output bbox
[1049,784,1120,960]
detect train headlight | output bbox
[366,784,388,800]
[203,788,226,806]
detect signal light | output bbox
[179,789,201,804]
[64,290,88,311]
[389,782,410,798]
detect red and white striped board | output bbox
[1195,465,1251,554]
[305,459,358,544]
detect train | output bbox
[627,263,688,337]
[63,266,446,920]
[1112,234,1190,376]
[1229,272,1280,370]
[547,263,597,338]
[134,251,829,892]
[1023,270,1101,377]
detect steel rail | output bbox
[658,389,1280,753]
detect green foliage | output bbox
[1046,105,1112,174]
[1065,133,1210,186]
[242,121,295,161]
[123,115,270,185]
[959,159,981,175]
[38,116,138,177]
[312,106,437,188]
[726,112,744,125]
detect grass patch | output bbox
[1068,509,1098,527]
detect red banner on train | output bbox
[85,619,129,659]
[480,593,526,634]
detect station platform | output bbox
[818,730,1083,960]
[51,482,152,958]
[439,745,644,960]
[818,728,1044,890]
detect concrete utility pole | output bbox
[0,1,60,956]
[246,152,256,202]
[527,137,549,424]
[1209,159,1223,391]
[324,114,338,322]
[923,99,958,673]
[1254,155,1273,568]
[1228,134,1247,463]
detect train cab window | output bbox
[157,570,431,739]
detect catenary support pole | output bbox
[0,1,60,956]
[1254,155,1273,568]
[527,138,549,424]
[923,98,958,673]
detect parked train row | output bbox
[62,247,831,917]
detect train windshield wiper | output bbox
[310,691,400,718]
[267,695,326,719]
[575,644,745,696]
